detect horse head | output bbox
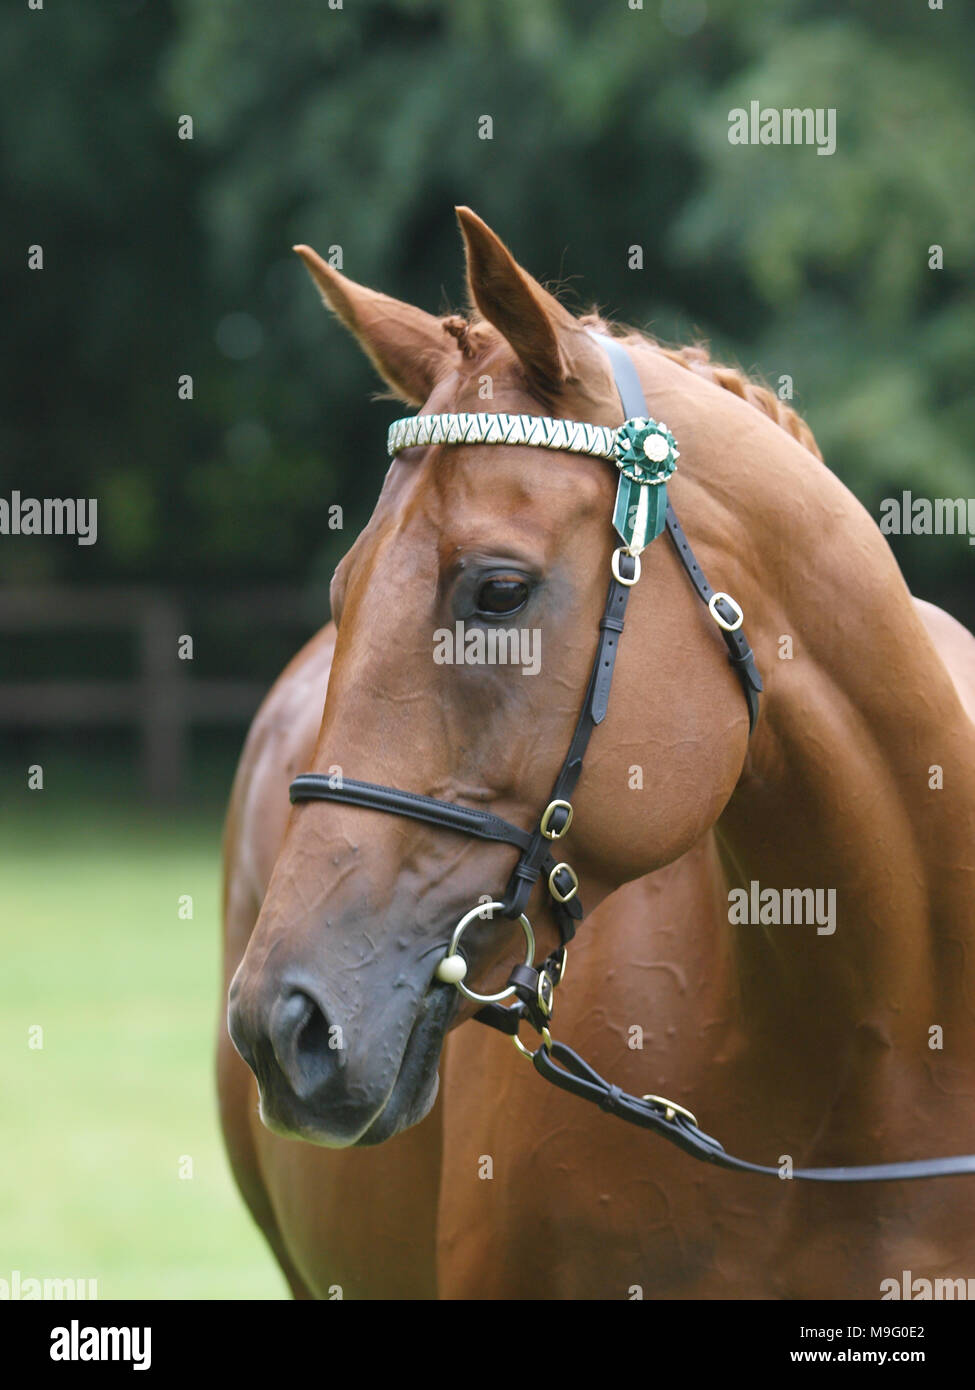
[227,209,763,1146]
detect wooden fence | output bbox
[0,587,317,799]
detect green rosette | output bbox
[611,418,679,553]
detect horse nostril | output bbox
[290,990,332,1059]
[269,988,341,1100]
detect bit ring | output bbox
[438,901,535,1004]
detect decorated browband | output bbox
[386,412,679,556]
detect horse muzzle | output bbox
[227,959,455,1147]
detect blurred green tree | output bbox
[2,0,972,622]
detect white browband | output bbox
[387,412,619,462]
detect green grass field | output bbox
[0,765,288,1299]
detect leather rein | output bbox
[290,334,975,1183]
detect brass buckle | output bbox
[551,945,568,987]
[548,862,579,904]
[540,799,573,840]
[708,591,744,632]
[642,1093,699,1128]
[611,547,641,587]
[512,1024,553,1061]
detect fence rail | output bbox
[0,586,319,799]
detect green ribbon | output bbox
[611,418,679,554]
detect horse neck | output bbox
[708,437,975,1053]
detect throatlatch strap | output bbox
[593,332,762,732]
[664,506,763,733]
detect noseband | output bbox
[290,335,975,1183]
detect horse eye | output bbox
[475,576,530,617]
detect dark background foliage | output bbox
[2,0,973,741]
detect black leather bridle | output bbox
[290,335,975,1182]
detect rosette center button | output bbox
[643,434,671,463]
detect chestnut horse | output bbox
[220,209,975,1300]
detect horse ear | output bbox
[455,207,581,397]
[293,245,448,405]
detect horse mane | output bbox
[441,303,822,462]
[578,313,823,461]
